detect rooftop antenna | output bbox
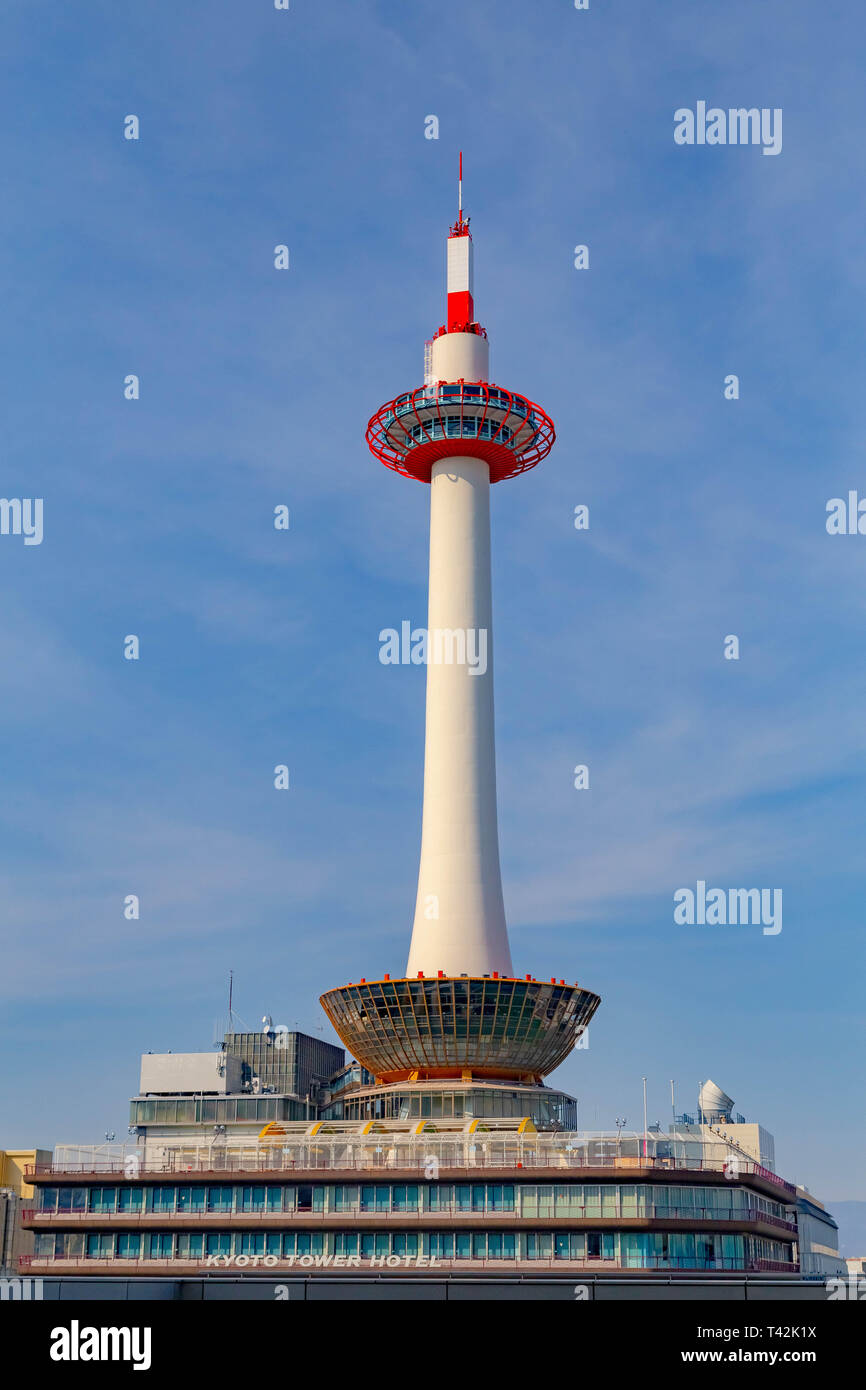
[452,151,469,237]
[225,969,249,1032]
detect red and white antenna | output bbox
[447,151,474,332]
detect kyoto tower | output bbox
[321,160,599,1102]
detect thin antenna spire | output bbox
[228,969,233,1022]
[451,151,469,237]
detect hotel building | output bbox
[18,170,844,1285]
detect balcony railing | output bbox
[23,1205,797,1233]
[25,1151,797,1198]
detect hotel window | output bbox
[360,1233,389,1259]
[147,1233,173,1259]
[554,1234,570,1260]
[149,1185,175,1214]
[240,1186,266,1212]
[360,1185,389,1213]
[117,1187,143,1212]
[206,1234,231,1257]
[293,1184,324,1213]
[392,1234,419,1256]
[620,1186,638,1217]
[207,1186,233,1213]
[57,1187,86,1213]
[334,1233,359,1256]
[116,1233,141,1259]
[392,1185,419,1212]
[85,1234,114,1259]
[240,1233,266,1256]
[294,1233,324,1256]
[426,1233,454,1260]
[585,1232,614,1260]
[331,1185,358,1212]
[535,1185,554,1217]
[88,1187,117,1214]
[267,1187,283,1212]
[40,1187,58,1213]
[176,1186,206,1213]
[488,1185,515,1211]
[455,1233,472,1260]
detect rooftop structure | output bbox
[673,1084,776,1170]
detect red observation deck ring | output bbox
[366,381,555,484]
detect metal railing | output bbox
[23,1205,797,1233]
[26,1150,796,1198]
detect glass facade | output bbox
[128,1095,307,1128]
[222,1032,343,1099]
[28,1154,799,1276]
[326,1084,577,1128]
[35,1179,793,1230]
[320,977,599,1083]
[32,1223,793,1272]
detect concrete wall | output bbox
[0,1190,36,1274]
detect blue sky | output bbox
[1,1,864,1206]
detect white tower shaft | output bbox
[406,449,514,979]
